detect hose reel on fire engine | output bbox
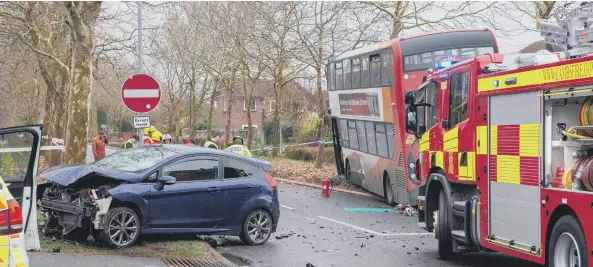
[555,96,593,191]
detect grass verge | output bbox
[36,235,208,258]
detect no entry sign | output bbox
[121,74,161,113]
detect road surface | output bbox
[215,183,541,267]
[30,253,166,267]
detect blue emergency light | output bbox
[434,60,458,70]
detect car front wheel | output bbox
[100,207,140,248]
[240,209,272,245]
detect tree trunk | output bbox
[206,80,218,141]
[314,61,326,168]
[64,1,101,165]
[224,75,235,148]
[242,70,253,149]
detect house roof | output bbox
[519,40,562,53]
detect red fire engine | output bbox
[406,5,593,267]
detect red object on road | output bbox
[322,178,330,198]
[121,74,161,113]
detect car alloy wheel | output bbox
[107,208,139,248]
[243,210,272,245]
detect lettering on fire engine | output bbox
[542,61,593,82]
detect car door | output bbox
[217,156,262,227]
[148,155,225,229]
[0,126,42,250]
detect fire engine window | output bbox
[352,57,361,88]
[370,54,381,87]
[344,59,351,90]
[329,63,335,91]
[375,123,388,158]
[381,50,393,86]
[356,121,367,153]
[362,56,370,87]
[336,62,343,90]
[365,122,377,155]
[348,120,358,150]
[449,71,469,127]
[425,82,438,128]
[339,119,349,148]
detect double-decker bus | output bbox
[328,29,499,205]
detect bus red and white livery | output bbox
[328,29,499,205]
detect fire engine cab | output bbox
[405,4,593,267]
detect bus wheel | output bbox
[345,161,351,182]
[437,190,455,260]
[384,175,395,206]
[549,215,587,267]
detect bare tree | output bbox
[293,2,347,168]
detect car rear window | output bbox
[223,157,259,179]
[92,146,179,173]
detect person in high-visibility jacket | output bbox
[125,135,139,149]
[143,127,154,145]
[151,130,163,145]
[225,136,252,157]
[204,140,218,149]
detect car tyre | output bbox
[100,207,140,248]
[549,215,587,267]
[437,190,455,260]
[240,209,272,245]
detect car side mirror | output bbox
[156,175,176,191]
[442,120,450,129]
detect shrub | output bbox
[296,112,322,143]
[263,121,277,145]
[286,148,314,162]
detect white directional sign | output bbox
[133,116,151,129]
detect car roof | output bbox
[149,144,269,167]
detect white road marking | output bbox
[280,204,295,211]
[123,89,159,98]
[318,216,381,235]
[318,216,432,236]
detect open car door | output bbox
[0,125,42,250]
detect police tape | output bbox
[250,141,333,152]
[0,145,65,153]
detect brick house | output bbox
[212,80,317,132]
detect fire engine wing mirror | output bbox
[442,120,450,129]
[405,105,419,136]
[405,91,416,105]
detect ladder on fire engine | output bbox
[537,2,593,58]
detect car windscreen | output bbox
[91,146,179,173]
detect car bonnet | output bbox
[40,164,141,187]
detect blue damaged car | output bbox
[39,145,279,248]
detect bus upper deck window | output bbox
[370,54,381,87]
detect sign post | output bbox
[121,73,161,144]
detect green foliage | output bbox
[281,123,296,143]
[196,119,208,131]
[97,109,107,132]
[263,121,277,145]
[0,153,15,176]
[286,148,314,162]
[296,112,322,143]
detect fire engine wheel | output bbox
[384,175,395,206]
[549,215,587,267]
[436,190,455,260]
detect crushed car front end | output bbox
[38,164,140,242]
